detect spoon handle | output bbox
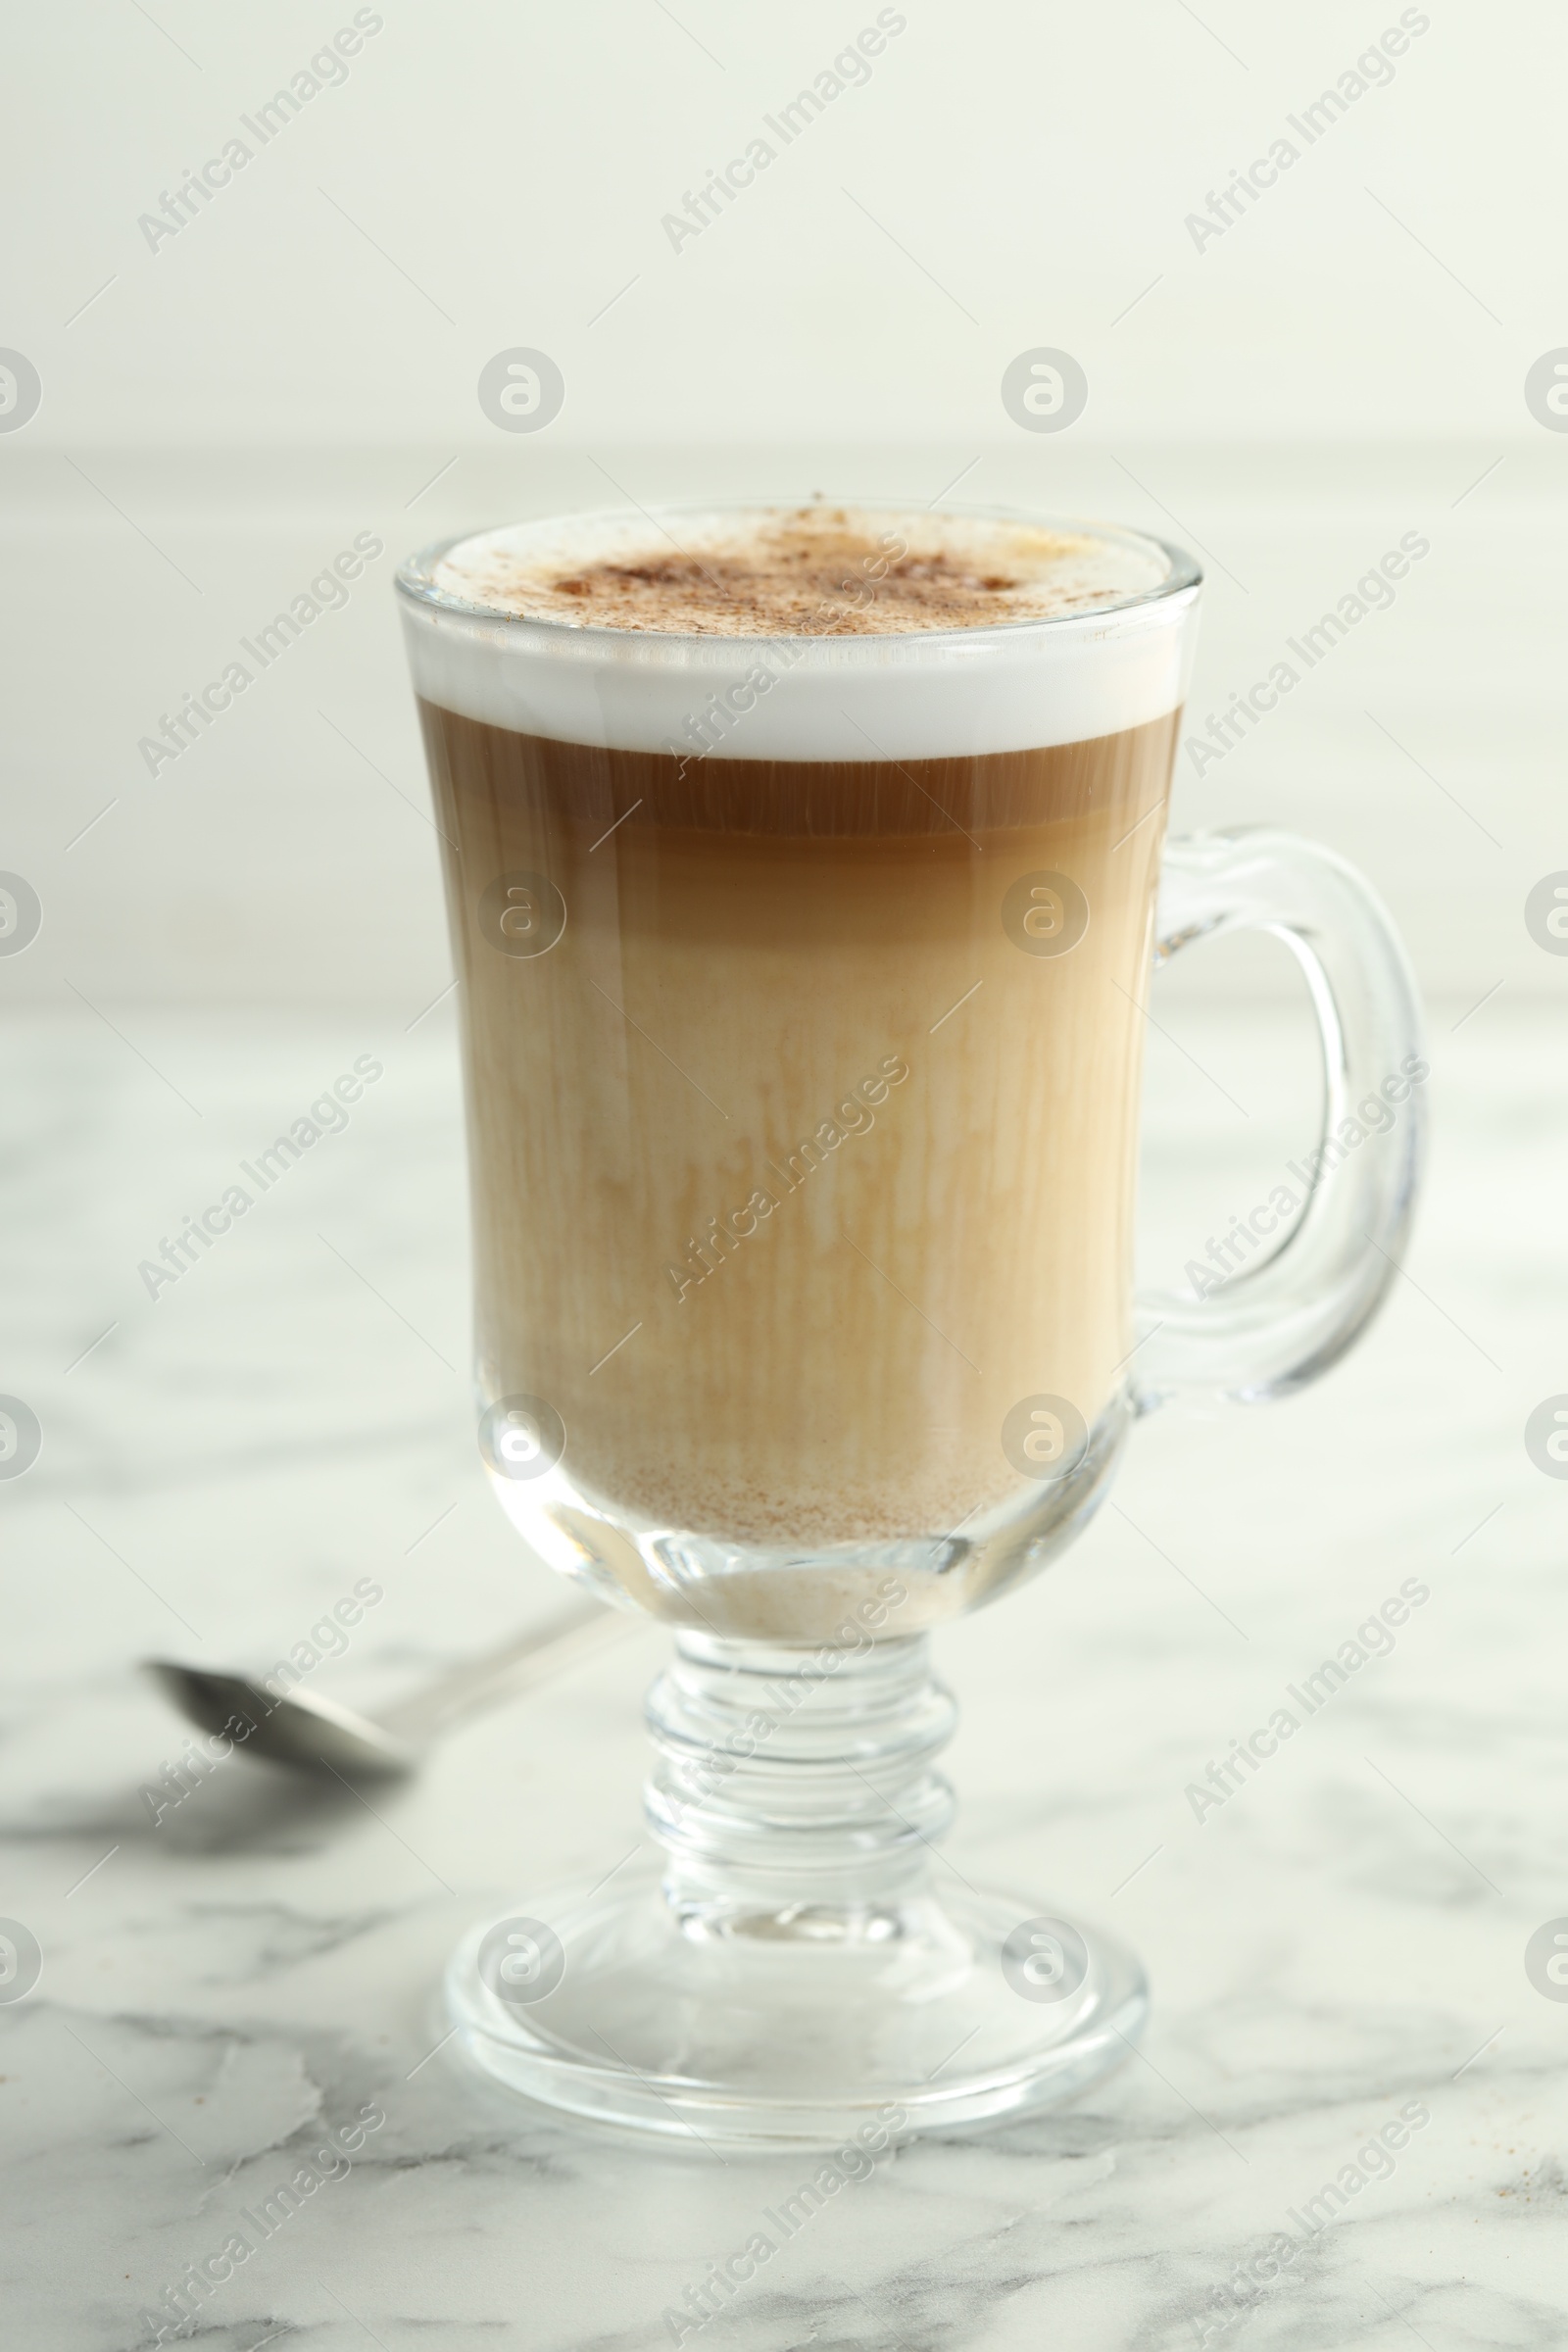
[378,1600,638,1742]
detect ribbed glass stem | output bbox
[644,1632,956,1930]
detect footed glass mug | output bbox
[396,506,1424,2144]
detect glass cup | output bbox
[396,506,1424,2144]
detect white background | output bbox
[3,0,1564,1015]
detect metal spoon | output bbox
[144,1599,636,1778]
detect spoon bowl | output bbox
[145,1599,635,1780]
[143,1661,418,1776]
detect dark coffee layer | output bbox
[416,706,1180,842]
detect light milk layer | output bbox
[399,507,1199,761]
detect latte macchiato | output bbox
[402,507,1195,1635]
[410,507,1438,2145]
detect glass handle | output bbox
[1131,828,1427,1412]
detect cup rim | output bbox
[394,500,1203,650]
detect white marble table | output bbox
[4,997,1566,2352]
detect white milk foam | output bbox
[398,507,1200,761]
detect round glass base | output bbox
[446,1864,1147,2147]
